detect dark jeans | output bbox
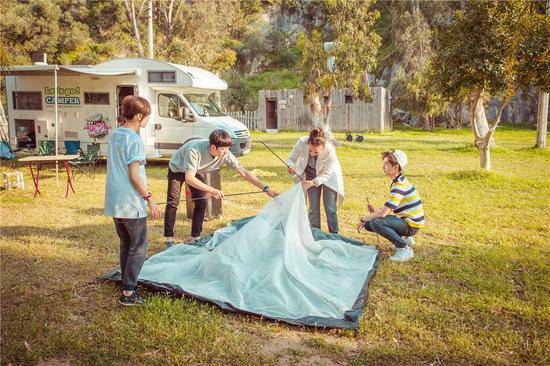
[364,215,418,248]
[163,168,207,238]
[307,184,339,234]
[114,217,147,292]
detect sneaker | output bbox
[165,239,174,249]
[119,291,144,306]
[392,236,415,250]
[187,236,200,244]
[403,236,415,246]
[389,246,414,262]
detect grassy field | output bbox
[1,125,549,365]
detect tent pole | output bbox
[55,65,59,187]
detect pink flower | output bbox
[84,115,111,139]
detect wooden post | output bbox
[535,0,550,148]
[536,90,548,148]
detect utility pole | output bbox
[147,0,154,59]
[535,0,549,148]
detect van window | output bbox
[84,92,109,105]
[148,71,176,83]
[184,94,225,117]
[13,92,42,110]
[158,93,185,120]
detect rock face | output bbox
[459,87,546,126]
[486,87,541,125]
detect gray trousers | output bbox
[114,217,148,292]
[307,184,339,234]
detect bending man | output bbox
[164,130,278,247]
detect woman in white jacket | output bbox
[287,128,345,234]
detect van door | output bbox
[154,93,210,154]
[115,85,136,124]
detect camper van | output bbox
[3,58,251,157]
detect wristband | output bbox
[143,192,152,201]
[262,185,270,192]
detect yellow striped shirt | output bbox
[384,174,425,228]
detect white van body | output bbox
[3,58,251,157]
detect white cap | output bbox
[391,150,408,169]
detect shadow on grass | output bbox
[515,145,550,156]
[446,169,543,189]
[0,222,126,261]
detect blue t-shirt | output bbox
[104,127,147,218]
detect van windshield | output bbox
[184,94,225,117]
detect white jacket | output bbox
[286,136,345,207]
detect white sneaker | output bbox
[389,246,414,262]
[391,236,415,250]
[403,236,415,246]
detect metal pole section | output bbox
[147,0,154,59]
[54,65,59,187]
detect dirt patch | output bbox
[260,330,357,366]
[37,358,72,366]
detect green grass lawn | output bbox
[1,125,549,365]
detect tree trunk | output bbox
[479,127,496,171]
[480,141,491,171]
[124,0,145,58]
[535,90,548,148]
[411,0,420,15]
[469,91,494,148]
[474,97,491,146]
[477,93,510,172]
[469,92,483,147]
[470,91,494,171]
[422,113,429,130]
[214,71,222,108]
[309,93,323,130]
[309,93,338,145]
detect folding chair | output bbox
[0,140,15,159]
[37,140,56,155]
[0,140,16,168]
[64,140,81,155]
[69,143,101,181]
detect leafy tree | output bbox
[296,0,380,139]
[223,70,300,111]
[431,0,550,171]
[391,9,447,129]
[0,0,128,65]
[153,0,240,72]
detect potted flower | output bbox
[84,114,111,143]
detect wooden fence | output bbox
[228,110,259,131]
[229,87,392,132]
